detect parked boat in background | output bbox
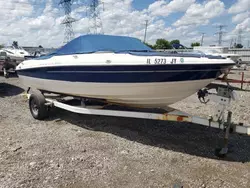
[193,46,247,70]
[0,50,20,77]
[24,48,58,60]
[193,46,240,61]
[1,45,30,61]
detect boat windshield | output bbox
[17,46,24,50]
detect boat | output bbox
[2,45,30,61]
[193,46,241,63]
[24,48,57,60]
[0,50,20,77]
[16,34,235,108]
[0,51,7,72]
[193,46,246,70]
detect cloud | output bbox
[148,0,195,17]
[232,11,249,23]
[173,0,225,27]
[235,17,250,32]
[1,0,244,48]
[0,0,62,47]
[228,0,250,14]
[226,17,250,47]
[228,0,250,46]
[97,0,197,45]
[0,0,33,21]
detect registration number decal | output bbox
[146,58,177,64]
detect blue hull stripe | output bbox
[17,64,233,83]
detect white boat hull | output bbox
[16,35,235,108]
[19,75,213,107]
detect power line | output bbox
[143,20,148,43]
[59,0,77,44]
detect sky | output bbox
[0,0,249,48]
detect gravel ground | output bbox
[0,69,250,188]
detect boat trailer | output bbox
[23,85,250,158]
[217,71,250,90]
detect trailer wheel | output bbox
[29,91,48,120]
[214,147,227,158]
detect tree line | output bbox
[144,38,244,49]
[144,39,201,49]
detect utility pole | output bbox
[143,20,148,43]
[215,24,227,46]
[200,33,205,46]
[59,0,77,43]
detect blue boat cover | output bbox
[55,34,152,54]
[35,34,225,60]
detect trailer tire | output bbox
[29,91,48,120]
[214,148,227,158]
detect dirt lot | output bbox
[0,71,250,188]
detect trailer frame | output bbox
[23,85,250,157]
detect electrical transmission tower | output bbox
[200,33,205,46]
[143,20,148,43]
[59,0,77,43]
[215,25,227,46]
[237,29,243,45]
[88,0,104,34]
[229,38,234,48]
